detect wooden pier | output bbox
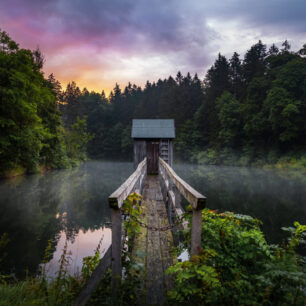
[75,120,206,306]
[75,157,206,306]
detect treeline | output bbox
[60,40,306,166]
[59,72,203,159]
[1,29,305,172]
[0,31,92,177]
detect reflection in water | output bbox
[0,161,305,278]
[174,163,306,244]
[45,227,111,278]
[0,161,133,278]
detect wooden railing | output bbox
[75,157,205,304]
[75,158,147,305]
[74,245,112,306]
[108,157,147,291]
[159,157,206,255]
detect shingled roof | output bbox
[131,119,175,139]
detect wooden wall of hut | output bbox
[133,140,146,169]
[133,139,173,169]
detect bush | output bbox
[167,209,306,305]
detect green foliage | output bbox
[0,238,81,305]
[194,148,219,165]
[175,120,200,160]
[3,31,304,168]
[167,209,306,305]
[55,40,306,166]
[0,30,48,173]
[264,87,301,142]
[81,251,101,281]
[122,192,142,250]
[65,116,94,163]
[216,91,241,147]
[167,249,221,303]
[0,30,93,176]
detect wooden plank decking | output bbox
[133,175,176,305]
[75,158,207,306]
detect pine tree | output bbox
[243,40,267,84]
[281,40,291,53]
[176,71,183,85]
[229,52,242,97]
[268,44,279,56]
[47,73,62,103]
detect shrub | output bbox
[167,209,306,305]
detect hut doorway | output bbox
[147,141,159,174]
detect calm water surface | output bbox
[0,161,133,278]
[0,161,305,278]
[174,163,306,244]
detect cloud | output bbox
[199,0,306,35]
[0,0,305,92]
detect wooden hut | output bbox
[131,119,175,173]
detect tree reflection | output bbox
[0,161,133,278]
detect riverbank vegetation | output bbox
[0,194,142,305]
[0,204,305,305]
[0,31,92,178]
[168,209,306,305]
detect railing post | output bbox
[173,186,181,208]
[191,209,203,256]
[111,207,122,294]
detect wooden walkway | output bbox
[75,158,206,306]
[133,175,175,305]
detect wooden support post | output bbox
[74,245,112,306]
[111,208,122,294]
[173,187,181,208]
[191,209,202,256]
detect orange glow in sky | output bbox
[1,0,305,95]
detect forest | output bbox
[59,40,306,167]
[0,31,92,177]
[1,29,306,177]
[1,30,306,305]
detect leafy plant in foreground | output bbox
[167,209,306,305]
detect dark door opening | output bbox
[147,141,159,174]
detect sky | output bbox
[0,0,305,95]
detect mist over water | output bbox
[0,160,305,278]
[174,163,306,244]
[0,161,133,278]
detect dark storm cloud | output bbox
[0,0,304,84]
[0,0,213,68]
[200,0,306,34]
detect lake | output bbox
[0,161,305,279]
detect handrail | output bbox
[109,158,147,209]
[159,157,206,256]
[75,158,147,304]
[109,157,147,294]
[159,158,206,210]
[74,244,112,306]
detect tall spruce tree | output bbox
[243,40,267,84]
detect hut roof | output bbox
[131,119,175,139]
